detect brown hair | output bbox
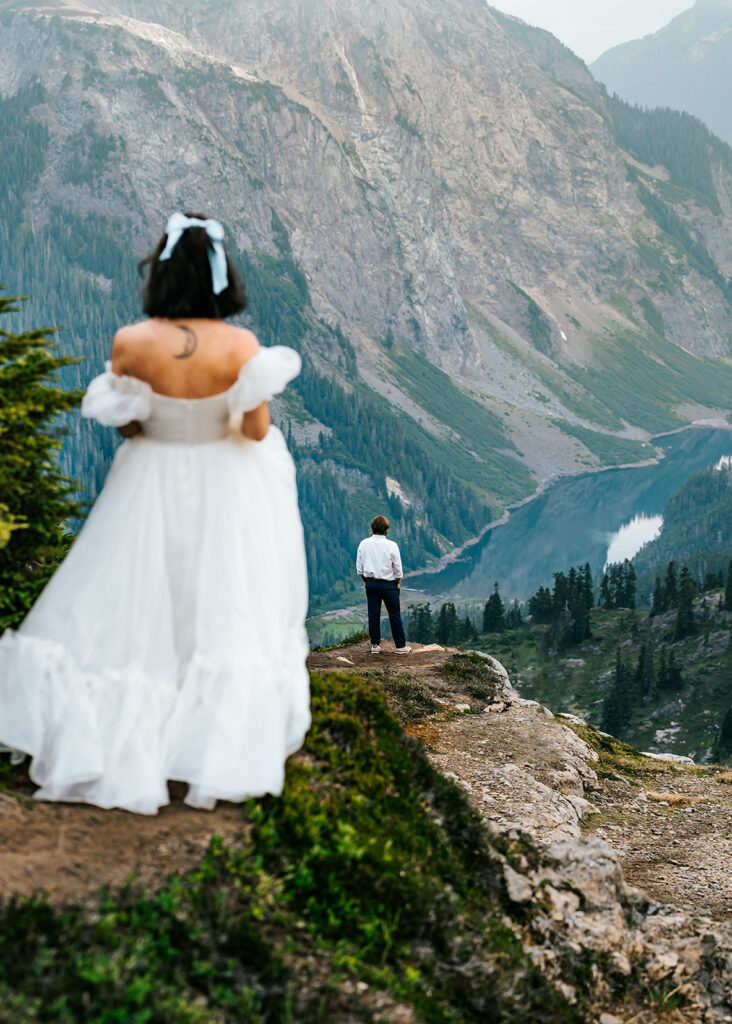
[139,212,247,320]
[371,515,390,535]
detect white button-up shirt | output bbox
[356,534,403,581]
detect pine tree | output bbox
[667,651,683,690]
[528,585,553,623]
[650,575,665,616]
[582,562,594,609]
[601,649,633,736]
[407,602,433,643]
[633,642,655,701]
[674,566,696,639]
[725,559,732,612]
[714,708,732,762]
[482,582,505,633]
[436,601,460,645]
[599,573,612,609]
[623,560,637,609]
[664,561,678,609]
[552,571,569,616]
[657,647,670,691]
[0,290,83,630]
[461,614,477,642]
[506,601,523,629]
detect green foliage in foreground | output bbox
[0,674,579,1024]
[0,292,83,630]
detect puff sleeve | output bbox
[227,346,302,415]
[81,362,153,427]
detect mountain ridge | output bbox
[1,0,732,605]
[592,0,732,144]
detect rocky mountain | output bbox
[1,0,732,607]
[593,0,732,144]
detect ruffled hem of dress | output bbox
[0,630,310,815]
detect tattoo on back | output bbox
[174,325,198,360]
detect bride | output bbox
[0,213,310,814]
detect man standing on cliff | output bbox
[356,515,411,655]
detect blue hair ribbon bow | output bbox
[158,212,229,295]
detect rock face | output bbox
[1,0,732,598]
[306,643,732,1017]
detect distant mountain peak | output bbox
[592,0,732,143]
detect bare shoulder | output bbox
[111,321,150,373]
[225,325,260,370]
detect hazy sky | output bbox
[490,0,694,63]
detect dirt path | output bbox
[0,781,246,906]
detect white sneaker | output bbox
[395,646,412,655]
[371,645,381,654]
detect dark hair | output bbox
[139,212,247,319]
[371,515,390,535]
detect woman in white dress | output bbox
[0,212,310,814]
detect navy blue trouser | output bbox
[364,578,406,648]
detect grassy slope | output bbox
[553,420,653,465]
[476,599,732,762]
[387,343,534,504]
[0,673,579,1024]
[566,328,732,434]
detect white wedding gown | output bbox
[0,346,310,814]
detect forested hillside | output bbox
[634,458,732,590]
[416,558,732,763]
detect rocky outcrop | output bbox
[306,643,732,1018]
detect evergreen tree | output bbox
[552,571,569,617]
[714,708,732,762]
[407,602,433,644]
[633,642,655,701]
[461,614,477,642]
[657,647,670,691]
[703,570,723,591]
[650,575,665,616]
[436,601,460,645]
[622,560,637,609]
[482,582,505,633]
[667,651,683,690]
[600,560,637,609]
[506,601,523,629]
[664,561,678,608]
[582,562,594,609]
[528,585,553,623]
[0,291,83,630]
[601,649,633,736]
[725,560,732,612]
[674,565,696,639]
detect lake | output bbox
[406,428,732,604]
